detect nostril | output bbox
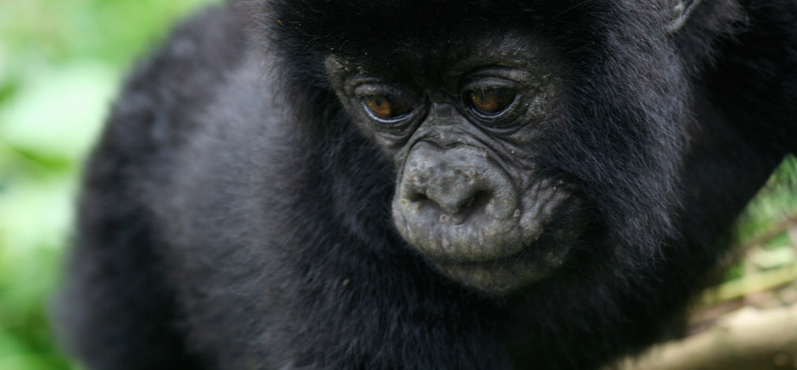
[404,186,494,223]
[446,190,493,225]
[407,192,429,203]
[406,192,432,211]
[466,190,492,214]
[405,191,433,207]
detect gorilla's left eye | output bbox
[362,94,414,121]
[466,87,517,116]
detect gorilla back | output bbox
[54,0,797,369]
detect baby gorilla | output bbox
[55,0,797,369]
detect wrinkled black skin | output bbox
[54,0,797,369]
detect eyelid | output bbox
[355,84,412,103]
[461,75,521,92]
[462,66,533,83]
[351,79,419,96]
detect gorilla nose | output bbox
[393,142,522,263]
[407,168,490,225]
[399,143,511,224]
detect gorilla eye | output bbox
[362,94,414,121]
[467,87,517,115]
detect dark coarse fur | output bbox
[53,0,797,369]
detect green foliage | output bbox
[736,155,797,244]
[0,0,221,369]
[727,155,797,283]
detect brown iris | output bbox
[468,87,516,115]
[363,94,413,120]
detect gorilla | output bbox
[54,0,797,369]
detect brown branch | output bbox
[701,264,797,305]
[613,305,797,370]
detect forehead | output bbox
[269,0,669,87]
[272,0,612,53]
[325,32,557,84]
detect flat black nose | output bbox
[392,142,522,263]
[399,143,499,224]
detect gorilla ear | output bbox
[665,0,702,34]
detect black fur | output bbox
[54,0,797,369]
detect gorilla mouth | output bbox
[430,239,571,294]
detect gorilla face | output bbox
[327,35,589,293]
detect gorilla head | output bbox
[275,1,695,294]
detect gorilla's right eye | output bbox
[362,94,414,121]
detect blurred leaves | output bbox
[0,0,221,369]
[736,156,797,240]
[1,62,116,161]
